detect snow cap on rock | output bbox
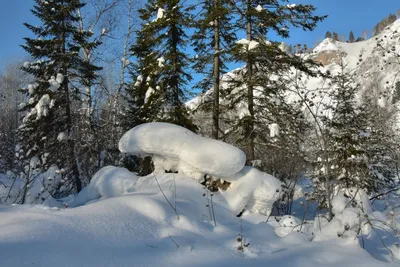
[119,122,246,180]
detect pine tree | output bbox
[19,0,101,198]
[192,0,236,139]
[124,0,196,132]
[348,31,355,43]
[223,1,325,165]
[325,31,332,39]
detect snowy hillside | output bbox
[188,19,400,112]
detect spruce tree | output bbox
[191,0,236,139]
[323,67,368,190]
[124,0,196,131]
[224,1,325,165]
[348,31,355,43]
[122,16,161,131]
[312,64,394,216]
[19,0,100,197]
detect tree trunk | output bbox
[212,0,220,140]
[62,10,82,192]
[245,0,255,165]
[170,15,180,123]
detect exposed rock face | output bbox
[313,50,346,66]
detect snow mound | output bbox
[222,167,282,215]
[69,166,137,206]
[119,122,246,180]
[313,38,340,53]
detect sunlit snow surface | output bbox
[0,171,392,267]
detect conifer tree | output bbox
[348,31,355,43]
[192,0,236,139]
[122,17,161,131]
[19,0,100,197]
[310,65,365,217]
[224,1,325,165]
[312,65,396,217]
[332,32,339,41]
[325,31,332,39]
[323,67,368,190]
[124,0,196,131]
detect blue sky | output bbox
[0,0,399,67]
[0,0,38,65]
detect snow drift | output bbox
[68,166,138,207]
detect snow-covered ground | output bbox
[0,171,394,267]
[0,123,399,266]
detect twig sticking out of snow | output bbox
[236,207,250,252]
[168,235,179,249]
[203,175,217,227]
[151,163,180,220]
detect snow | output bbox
[56,131,68,142]
[119,122,246,180]
[145,86,155,104]
[222,166,282,215]
[236,38,250,45]
[268,123,280,137]
[248,40,259,51]
[313,38,340,53]
[331,193,349,215]
[18,102,26,110]
[68,166,138,207]
[157,56,165,67]
[90,167,137,197]
[28,83,36,94]
[0,170,393,266]
[56,73,64,84]
[255,5,263,12]
[35,94,51,120]
[153,8,165,22]
[48,75,62,91]
[1,122,399,265]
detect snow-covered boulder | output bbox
[69,166,137,207]
[119,122,246,180]
[221,166,282,215]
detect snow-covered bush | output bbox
[222,167,282,216]
[313,188,400,261]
